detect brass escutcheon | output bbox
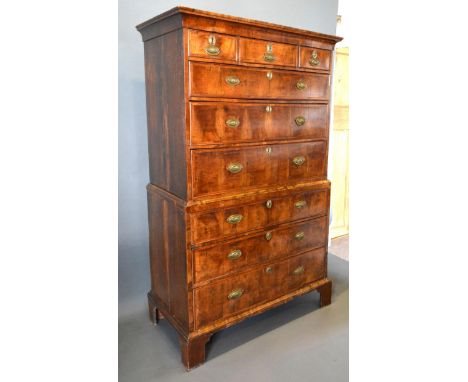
[265,199,273,209]
[225,118,240,128]
[294,116,306,126]
[265,231,272,241]
[309,50,320,66]
[228,288,244,300]
[205,35,220,56]
[225,75,241,86]
[292,156,306,166]
[226,214,243,224]
[265,105,273,113]
[294,200,307,209]
[296,80,307,90]
[266,71,273,80]
[295,231,305,241]
[265,147,272,154]
[265,266,273,273]
[293,265,305,275]
[227,249,242,260]
[227,163,243,173]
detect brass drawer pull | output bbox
[264,44,276,62]
[295,231,305,241]
[225,75,241,86]
[265,231,272,241]
[227,249,242,260]
[226,214,243,224]
[265,266,273,273]
[296,80,307,90]
[294,200,307,209]
[228,288,244,300]
[293,265,305,275]
[292,156,306,166]
[265,199,273,209]
[205,35,220,56]
[227,163,243,173]
[309,50,320,66]
[225,118,240,128]
[294,116,306,126]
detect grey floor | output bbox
[119,252,348,382]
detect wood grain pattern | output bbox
[137,7,341,370]
[189,62,330,100]
[238,38,297,67]
[190,102,329,146]
[194,247,326,328]
[191,141,327,197]
[190,187,329,244]
[193,216,328,284]
[144,29,187,198]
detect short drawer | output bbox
[190,102,328,146]
[190,187,329,244]
[238,38,297,67]
[194,247,327,328]
[191,141,327,197]
[188,30,236,61]
[193,216,328,284]
[299,47,331,71]
[189,62,330,100]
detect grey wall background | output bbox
[119,0,339,318]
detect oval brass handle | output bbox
[265,199,273,209]
[225,118,240,128]
[295,231,305,241]
[227,163,243,174]
[225,76,240,86]
[265,231,272,241]
[227,249,242,260]
[292,156,306,166]
[296,80,307,90]
[205,35,221,56]
[205,45,220,55]
[309,50,320,66]
[295,200,307,209]
[293,265,305,275]
[294,116,306,126]
[226,214,243,224]
[228,288,244,300]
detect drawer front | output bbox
[194,247,326,328]
[190,102,328,145]
[188,30,237,61]
[193,216,327,284]
[299,47,331,71]
[191,187,329,244]
[189,62,329,100]
[239,38,297,67]
[191,141,327,197]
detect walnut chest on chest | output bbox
[136,6,342,370]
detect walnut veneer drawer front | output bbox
[299,47,331,71]
[193,216,327,284]
[190,102,328,145]
[189,62,330,100]
[191,141,327,197]
[191,187,329,244]
[194,247,326,328]
[188,30,237,61]
[238,38,297,67]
